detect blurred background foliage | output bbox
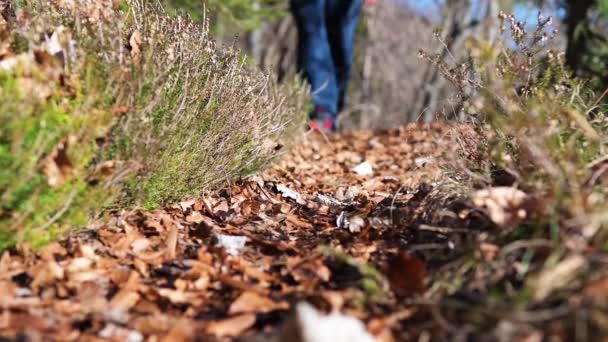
[561,0,608,91]
[168,0,608,128]
[162,0,286,34]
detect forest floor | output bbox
[0,123,585,341]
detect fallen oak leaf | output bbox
[276,184,304,204]
[472,187,530,227]
[289,257,331,284]
[367,308,416,336]
[179,199,195,212]
[241,200,262,216]
[65,257,94,273]
[109,289,140,312]
[185,210,205,224]
[286,215,313,229]
[42,135,76,187]
[385,252,426,297]
[229,291,289,315]
[131,238,150,254]
[161,319,196,342]
[205,313,256,338]
[532,254,587,302]
[157,288,196,305]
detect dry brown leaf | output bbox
[241,200,262,216]
[112,105,130,116]
[206,313,256,338]
[110,289,140,312]
[0,251,10,276]
[584,278,608,307]
[133,258,149,277]
[179,199,196,212]
[66,257,94,273]
[161,319,196,342]
[186,210,205,224]
[90,160,119,182]
[479,242,499,261]
[38,242,66,261]
[157,288,194,304]
[291,257,331,283]
[385,252,427,297]
[42,136,76,187]
[132,315,171,336]
[0,280,16,298]
[131,238,150,254]
[129,30,142,64]
[472,187,529,227]
[287,215,313,229]
[367,308,415,335]
[30,260,64,290]
[228,291,288,315]
[533,255,586,301]
[166,224,178,260]
[0,124,487,340]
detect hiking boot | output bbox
[309,106,336,132]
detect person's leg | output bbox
[325,0,363,112]
[290,0,339,123]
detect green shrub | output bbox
[0,0,307,248]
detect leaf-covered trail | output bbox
[0,123,467,341]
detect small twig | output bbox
[33,190,78,232]
[586,154,608,169]
[430,304,457,333]
[389,185,406,226]
[507,304,572,323]
[418,224,469,234]
[407,243,452,252]
[310,126,331,144]
[500,239,553,256]
[592,86,608,107]
[585,163,608,187]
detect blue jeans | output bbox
[290,0,363,120]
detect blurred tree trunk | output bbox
[564,0,594,74]
[561,0,608,93]
[247,15,298,82]
[411,0,502,122]
[412,0,472,122]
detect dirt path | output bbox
[0,123,468,341]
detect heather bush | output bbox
[0,0,307,248]
[420,10,608,337]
